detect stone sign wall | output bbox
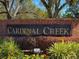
[0,18,79,50]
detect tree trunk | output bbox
[53,10,59,18]
[7,13,12,19]
[47,8,52,18]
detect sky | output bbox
[33,0,46,10]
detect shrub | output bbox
[0,38,47,59]
[0,38,24,59]
[48,42,79,59]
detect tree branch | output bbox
[8,0,15,12]
[17,11,39,16]
[3,0,12,19]
[41,0,48,9]
[57,0,61,7]
[0,1,5,5]
[59,2,67,11]
[48,0,53,7]
[0,11,7,14]
[53,2,67,18]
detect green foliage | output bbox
[0,0,47,19]
[0,38,24,59]
[17,0,47,19]
[0,38,47,59]
[62,12,73,18]
[67,0,78,6]
[24,54,45,59]
[48,42,79,59]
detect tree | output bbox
[62,0,79,18]
[0,0,21,19]
[0,0,47,19]
[40,0,79,18]
[0,0,12,19]
[40,0,68,18]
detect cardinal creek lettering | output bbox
[7,24,72,36]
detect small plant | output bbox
[48,42,79,59]
[0,38,24,59]
[24,54,45,59]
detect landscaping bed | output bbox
[0,37,79,59]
